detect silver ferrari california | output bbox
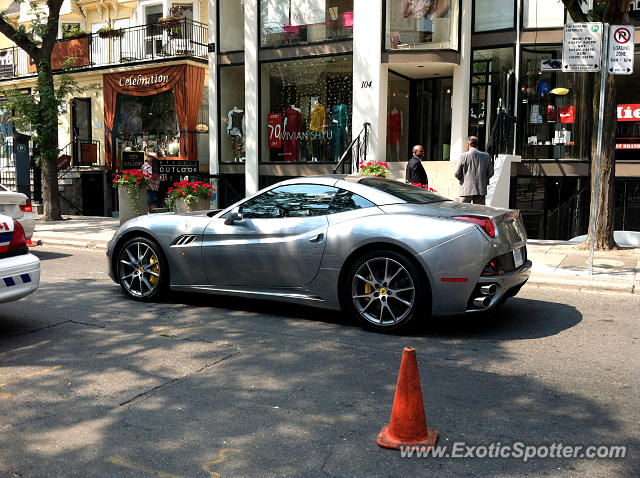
[107,175,531,332]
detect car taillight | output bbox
[9,220,27,253]
[19,199,32,213]
[454,215,496,238]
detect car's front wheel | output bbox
[117,237,167,301]
[346,249,427,332]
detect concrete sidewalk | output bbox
[32,215,640,294]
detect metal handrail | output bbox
[333,122,370,174]
[0,18,208,79]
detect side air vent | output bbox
[171,235,198,246]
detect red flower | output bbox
[135,181,140,185]
[182,192,186,196]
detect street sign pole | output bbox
[589,23,609,275]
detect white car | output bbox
[0,184,35,240]
[0,214,40,303]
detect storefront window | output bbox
[114,90,180,166]
[220,0,244,52]
[260,55,352,162]
[385,0,459,50]
[512,176,589,240]
[614,49,640,159]
[517,47,591,160]
[260,0,353,48]
[523,0,565,28]
[474,0,514,32]
[387,72,410,162]
[470,48,515,155]
[220,65,246,163]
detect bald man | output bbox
[405,145,428,185]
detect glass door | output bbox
[145,4,164,58]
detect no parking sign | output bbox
[608,25,635,75]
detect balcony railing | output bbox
[0,19,207,80]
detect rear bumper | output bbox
[19,214,35,239]
[0,253,40,303]
[465,260,532,313]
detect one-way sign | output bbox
[563,23,603,72]
[608,25,634,75]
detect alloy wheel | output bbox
[118,241,162,298]
[351,257,416,327]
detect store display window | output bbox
[220,65,246,163]
[614,49,640,159]
[522,0,565,28]
[470,47,515,155]
[220,0,244,52]
[114,91,180,167]
[473,0,514,32]
[517,47,591,160]
[260,55,353,162]
[385,0,459,50]
[512,176,589,240]
[260,0,353,48]
[386,72,410,162]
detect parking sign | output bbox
[608,25,634,75]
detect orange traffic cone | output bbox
[377,347,438,450]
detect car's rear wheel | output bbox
[347,249,426,332]
[117,237,167,301]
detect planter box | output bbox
[118,187,148,225]
[174,197,210,214]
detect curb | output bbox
[528,276,637,294]
[31,237,108,251]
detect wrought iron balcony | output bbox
[0,18,208,80]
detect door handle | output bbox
[308,233,325,243]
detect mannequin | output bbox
[387,107,403,162]
[309,98,326,161]
[331,100,349,160]
[227,106,245,162]
[283,104,302,162]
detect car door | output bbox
[202,184,338,288]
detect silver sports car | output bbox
[107,175,531,332]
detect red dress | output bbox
[283,107,302,162]
[388,110,401,144]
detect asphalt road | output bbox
[0,246,638,477]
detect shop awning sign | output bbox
[608,25,634,75]
[562,23,603,72]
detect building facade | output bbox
[0,0,210,215]
[0,1,639,239]
[208,0,640,240]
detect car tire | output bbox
[116,236,167,301]
[345,249,427,332]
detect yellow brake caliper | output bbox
[149,254,159,286]
[364,275,373,303]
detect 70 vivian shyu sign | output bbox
[563,23,634,75]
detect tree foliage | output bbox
[0,0,75,220]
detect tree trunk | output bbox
[37,64,63,221]
[582,72,617,250]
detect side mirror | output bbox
[224,207,243,225]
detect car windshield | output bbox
[358,178,448,204]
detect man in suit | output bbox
[405,145,428,185]
[454,136,494,205]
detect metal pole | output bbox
[589,23,608,275]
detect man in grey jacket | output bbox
[454,136,494,205]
